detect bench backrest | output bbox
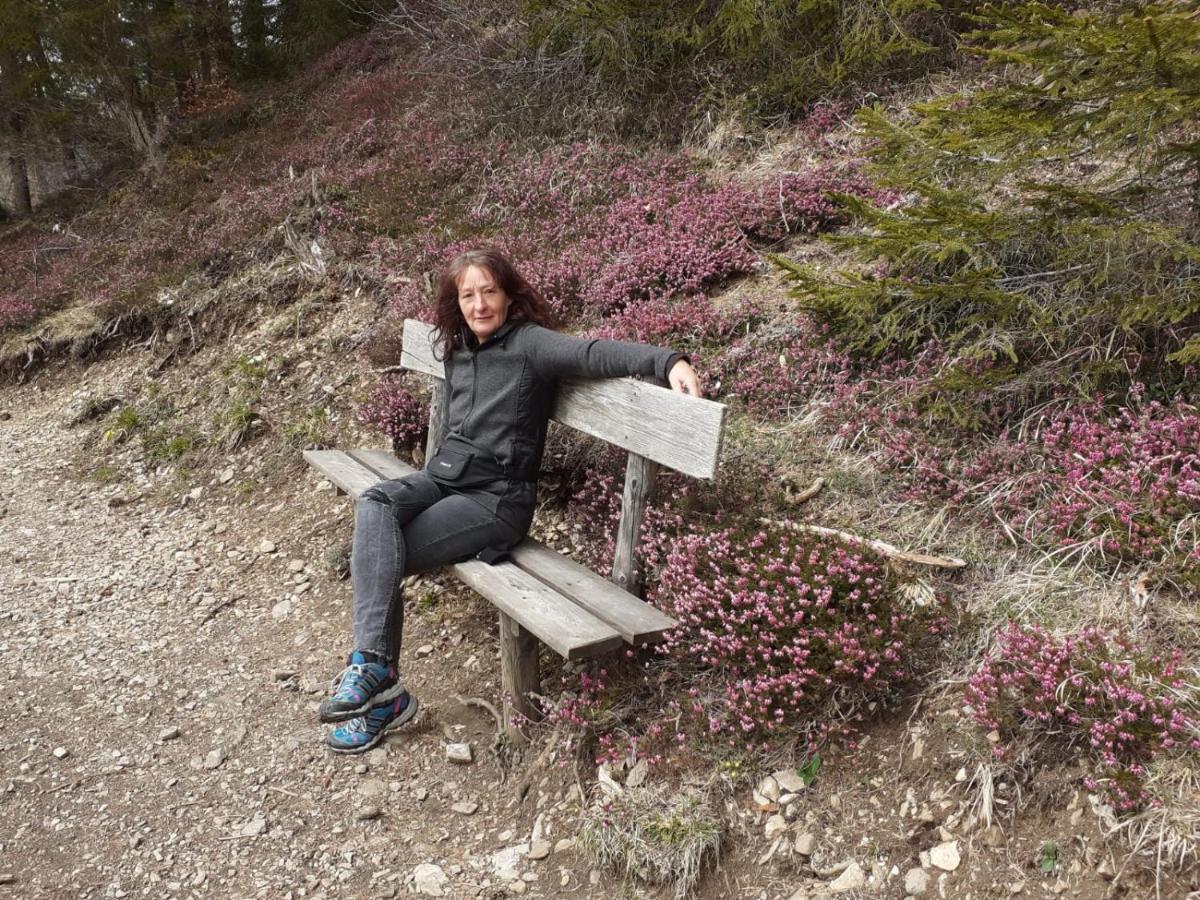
[400,318,728,596]
[399,319,727,479]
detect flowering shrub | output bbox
[653,524,936,746]
[966,623,1200,810]
[542,522,942,765]
[356,376,428,451]
[826,371,1200,580]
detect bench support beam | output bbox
[425,378,446,462]
[612,452,659,598]
[499,611,539,743]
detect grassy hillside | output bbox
[2,5,1198,896]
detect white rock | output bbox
[452,801,479,815]
[52,747,69,760]
[905,867,930,895]
[355,806,381,821]
[527,840,551,860]
[764,814,788,840]
[596,763,623,796]
[357,779,388,799]
[240,817,267,837]
[271,599,293,620]
[159,726,181,742]
[930,840,961,872]
[218,468,234,484]
[415,644,434,657]
[829,862,865,893]
[507,881,526,895]
[757,775,781,803]
[794,832,816,855]
[412,863,448,896]
[445,742,473,763]
[257,539,277,554]
[773,769,808,793]
[554,838,575,854]
[489,844,530,881]
[626,759,649,788]
[203,748,226,769]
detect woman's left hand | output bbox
[668,359,702,397]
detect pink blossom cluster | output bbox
[355,376,428,450]
[649,523,930,745]
[826,367,1200,577]
[966,623,1200,809]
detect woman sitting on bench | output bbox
[321,248,701,752]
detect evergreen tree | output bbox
[778,0,1200,413]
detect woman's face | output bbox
[457,264,511,343]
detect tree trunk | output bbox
[7,146,33,216]
[241,0,270,76]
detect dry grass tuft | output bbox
[579,785,722,899]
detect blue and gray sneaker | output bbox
[318,650,404,723]
[326,691,419,754]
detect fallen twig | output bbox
[790,476,825,505]
[759,518,967,569]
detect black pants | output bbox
[351,471,522,663]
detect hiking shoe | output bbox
[318,650,404,723]
[326,691,419,754]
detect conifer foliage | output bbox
[779,0,1200,410]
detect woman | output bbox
[321,248,701,753]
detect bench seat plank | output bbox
[508,542,675,645]
[346,449,676,644]
[307,450,623,660]
[451,557,624,660]
[302,450,384,496]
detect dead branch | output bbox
[759,517,968,569]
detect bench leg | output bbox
[498,611,539,743]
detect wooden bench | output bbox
[304,319,728,739]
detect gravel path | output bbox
[0,366,589,899]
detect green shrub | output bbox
[521,0,970,122]
[777,0,1200,414]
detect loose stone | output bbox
[904,867,930,896]
[930,840,961,872]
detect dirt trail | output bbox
[0,362,592,899]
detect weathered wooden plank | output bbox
[453,557,623,659]
[303,450,384,498]
[349,448,419,480]
[400,320,446,378]
[611,452,659,597]
[400,318,727,479]
[509,542,675,644]
[426,378,446,462]
[553,379,725,479]
[499,611,539,742]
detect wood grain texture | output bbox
[509,542,675,644]
[302,450,383,498]
[452,558,623,659]
[348,448,418,480]
[611,452,659,597]
[425,378,446,462]
[499,611,539,742]
[400,318,727,478]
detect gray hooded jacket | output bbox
[429,318,683,533]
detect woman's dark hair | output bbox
[431,249,556,358]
